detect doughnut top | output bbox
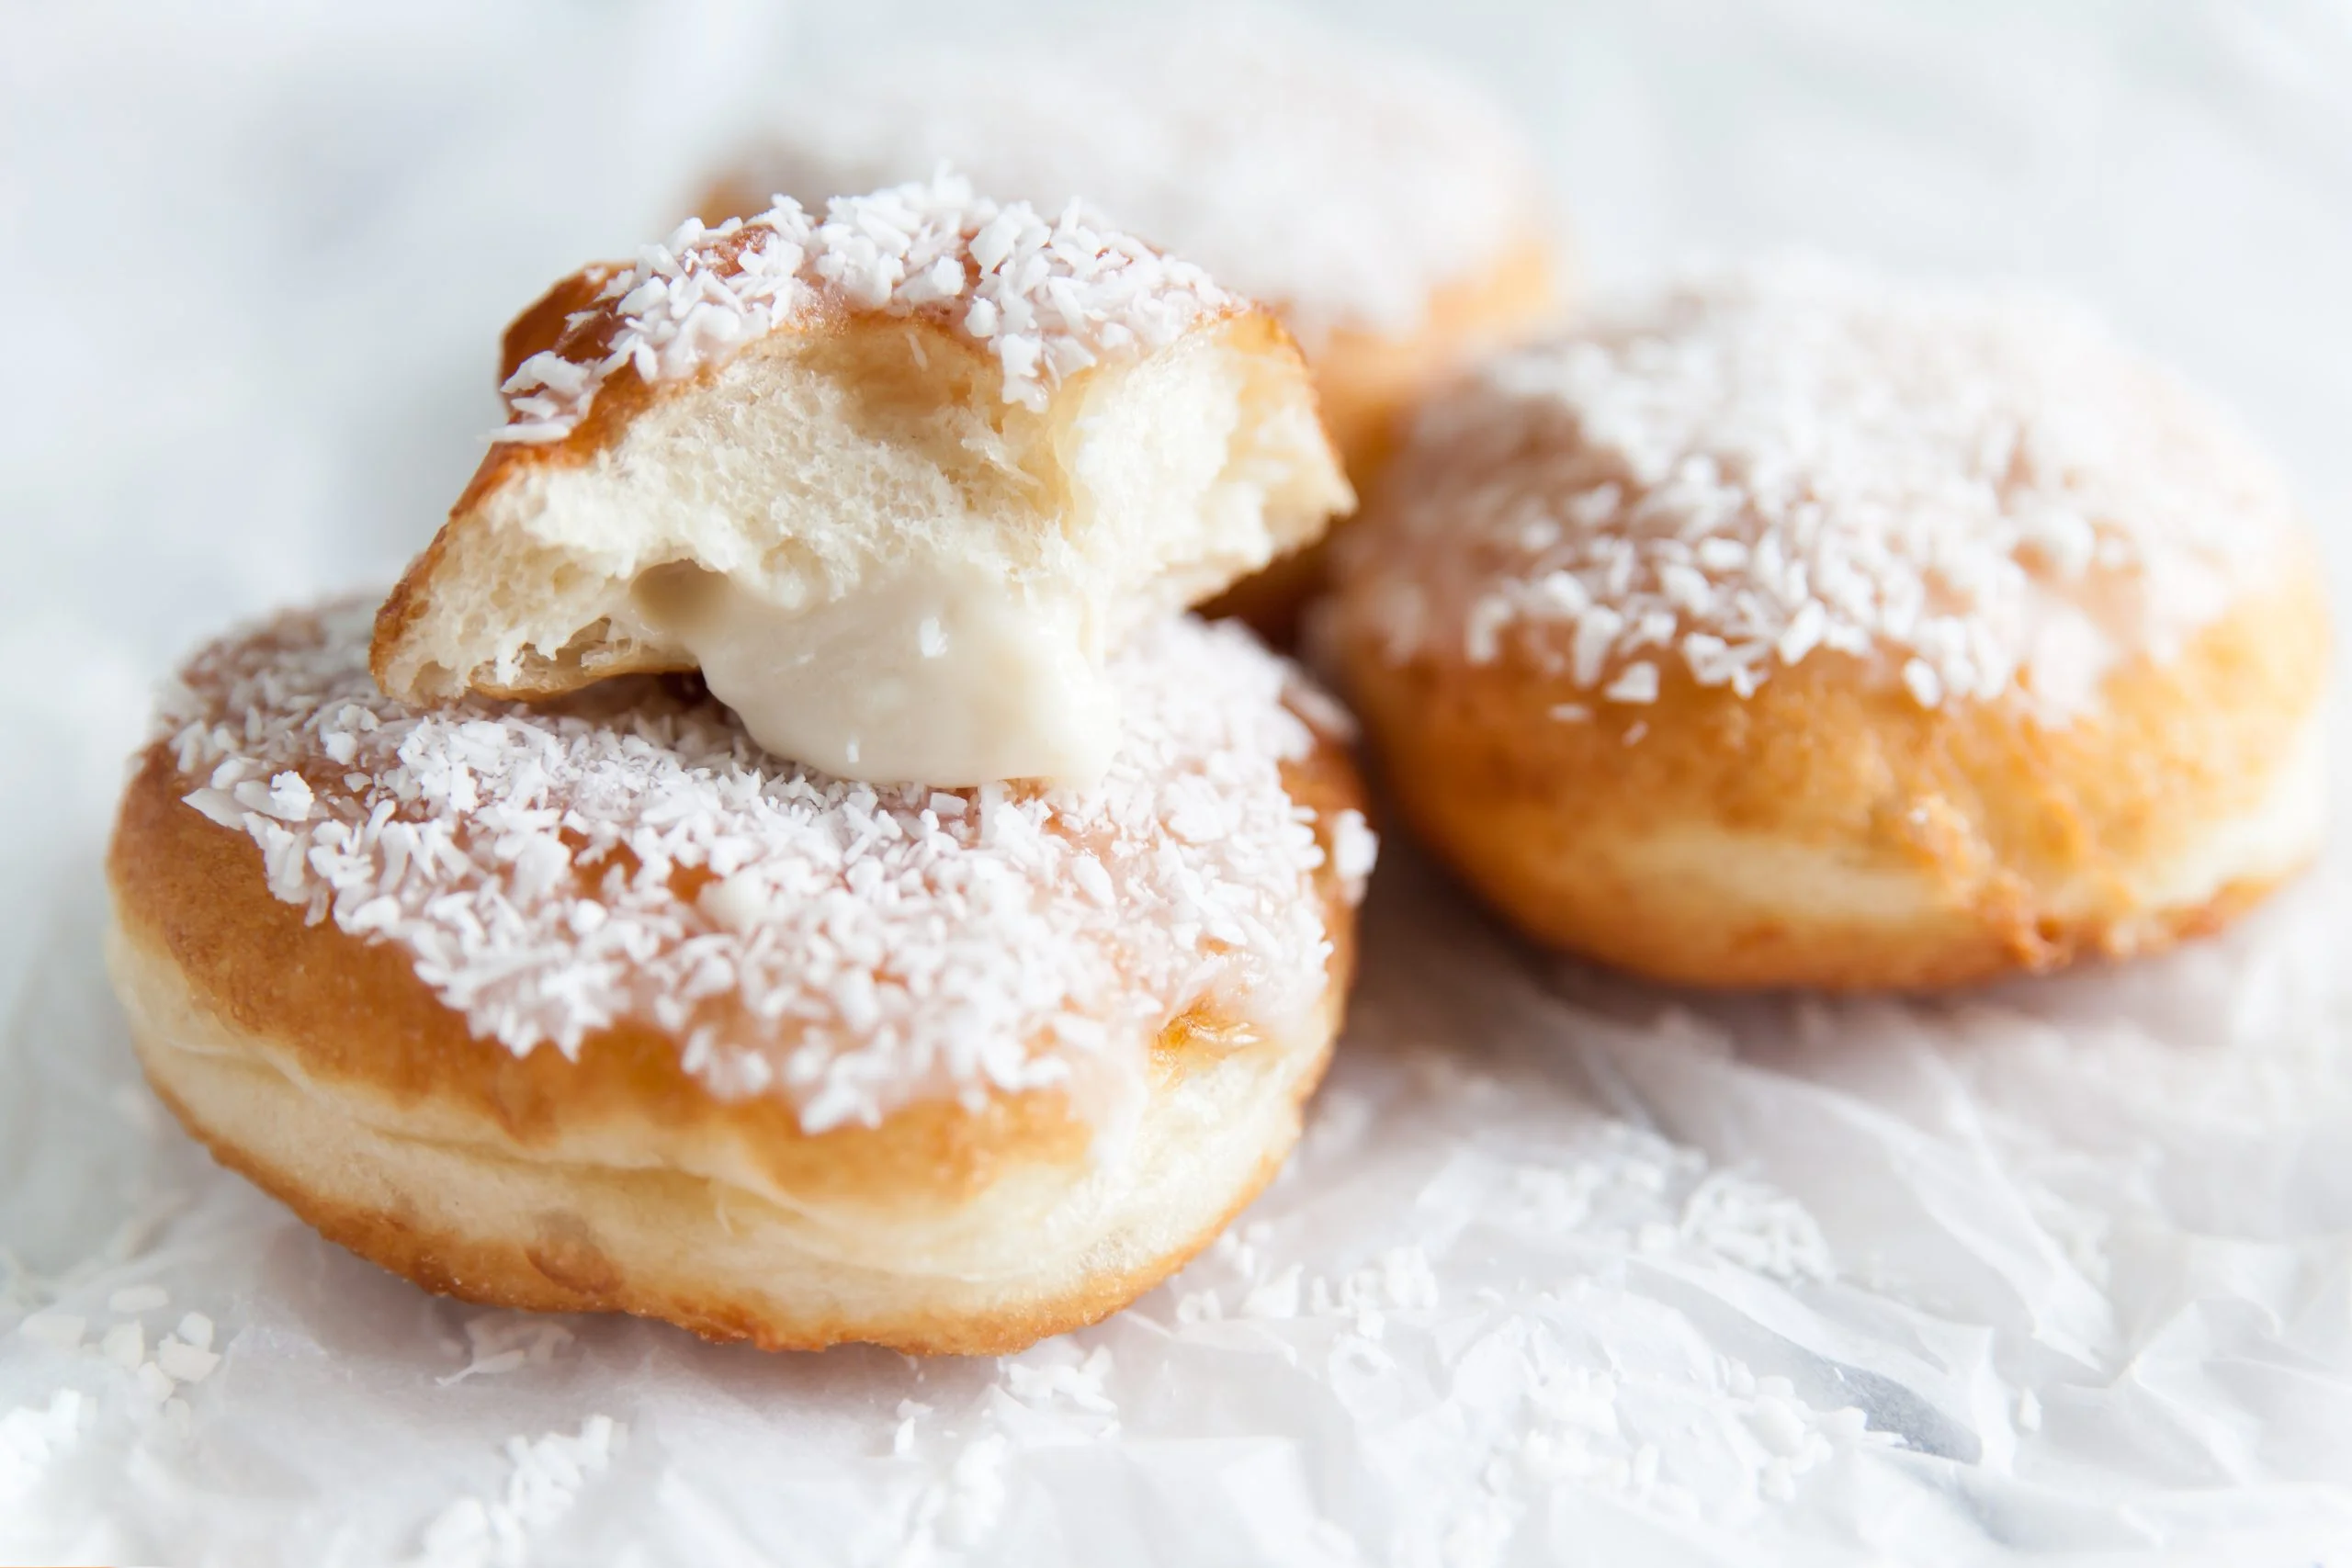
[718,11,1541,347]
[1345,259,2303,716]
[159,603,1365,1132]
[499,170,1235,442]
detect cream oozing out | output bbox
[631,562,1122,789]
[164,603,1369,1133]
[566,316,1315,790]
[495,169,1236,443]
[718,10,1542,347]
[447,170,1348,791]
[1342,258,2301,719]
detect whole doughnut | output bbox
[108,604,1374,1353]
[1330,260,2326,989]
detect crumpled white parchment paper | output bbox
[7,2,2352,1562]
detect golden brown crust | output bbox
[1204,233,1563,643]
[497,265,623,387]
[107,723,1363,1351]
[1339,573,2328,989]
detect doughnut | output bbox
[374,171,1353,789]
[1329,260,2327,990]
[107,602,1375,1354]
[696,11,1563,638]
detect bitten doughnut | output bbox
[1331,260,2327,989]
[107,603,1375,1354]
[697,12,1562,637]
[375,171,1352,789]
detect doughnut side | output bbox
[106,737,1363,1354]
[1341,571,2328,989]
[1304,231,1563,483]
[1202,232,1563,644]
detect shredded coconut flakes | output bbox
[1345,258,2299,717]
[156,602,1360,1132]
[497,169,1233,443]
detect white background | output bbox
[6,2,2352,1562]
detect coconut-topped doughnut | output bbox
[1332,260,2327,989]
[372,171,1352,788]
[696,12,1561,637]
[108,601,1374,1352]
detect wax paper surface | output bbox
[6,2,2352,1562]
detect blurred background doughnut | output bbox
[697,8,1568,640]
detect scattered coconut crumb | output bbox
[440,1314,575,1385]
[155,1337,220,1384]
[0,1390,85,1499]
[107,1284,168,1314]
[891,1398,933,1458]
[414,1416,621,1564]
[1002,1346,1118,1416]
[17,1313,85,1351]
[1328,808,1379,906]
[99,1322,143,1370]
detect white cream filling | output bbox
[636,563,1120,789]
[500,322,1344,791]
